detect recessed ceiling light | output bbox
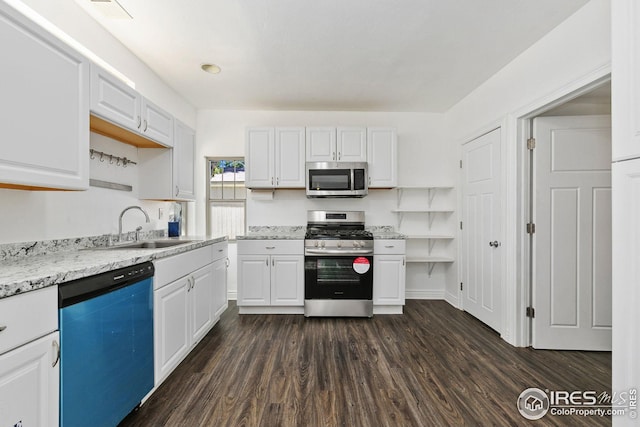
[201,64,222,74]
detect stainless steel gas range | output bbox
[304,210,374,317]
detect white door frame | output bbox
[456,65,611,347]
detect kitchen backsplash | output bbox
[0,230,166,261]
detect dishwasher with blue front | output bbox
[58,261,155,427]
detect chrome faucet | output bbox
[118,206,150,241]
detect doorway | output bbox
[525,81,612,350]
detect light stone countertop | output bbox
[0,235,227,300]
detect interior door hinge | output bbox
[460,221,463,230]
[526,306,535,318]
[460,282,463,291]
[527,137,536,150]
[459,160,463,168]
[526,223,536,234]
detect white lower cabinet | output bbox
[0,332,60,427]
[153,242,228,386]
[373,240,406,313]
[237,240,304,312]
[0,286,59,427]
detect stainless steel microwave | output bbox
[306,162,368,198]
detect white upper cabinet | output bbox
[306,127,336,161]
[138,120,195,200]
[306,127,367,162]
[275,127,305,188]
[141,97,174,147]
[246,127,305,188]
[337,127,367,162]
[246,127,275,188]
[90,63,173,147]
[367,127,397,188]
[91,63,140,132]
[0,2,89,190]
[173,120,196,200]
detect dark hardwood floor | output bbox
[119,300,611,426]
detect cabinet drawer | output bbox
[374,240,406,254]
[238,240,303,255]
[0,287,58,355]
[154,245,214,290]
[211,241,228,261]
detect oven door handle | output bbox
[305,249,373,256]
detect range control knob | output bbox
[353,241,361,248]
[337,241,342,248]
[314,241,319,248]
[321,241,326,248]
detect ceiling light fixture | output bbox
[201,63,222,74]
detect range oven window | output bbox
[305,255,373,300]
[316,258,363,284]
[308,169,351,190]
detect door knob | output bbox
[489,241,500,248]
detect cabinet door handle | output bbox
[369,176,371,185]
[265,246,275,249]
[143,119,148,132]
[137,116,141,129]
[0,325,6,332]
[266,259,269,266]
[52,340,60,368]
[385,245,395,248]
[332,152,336,161]
[403,257,405,266]
[338,152,341,160]
[226,258,230,268]
[272,259,274,266]
[175,185,179,196]
[276,177,279,186]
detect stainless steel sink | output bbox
[104,240,198,249]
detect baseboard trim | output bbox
[406,289,445,300]
[228,291,237,301]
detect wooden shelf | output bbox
[90,114,166,149]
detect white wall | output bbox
[444,0,611,344]
[196,110,457,298]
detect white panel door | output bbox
[0,2,89,190]
[154,276,190,384]
[462,128,502,332]
[337,127,367,162]
[0,332,59,427]
[91,63,141,132]
[533,116,611,350]
[367,127,398,188]
[275,127,305,188]
[306,127,336,161]
[190,264,215,345]
[271,255,304,306]
[237,255,271,305]
[245,128,275,188]
[141,97,173,147]
[174,120,196,200]
[373,255,406,305]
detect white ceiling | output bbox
[79,0,589,112]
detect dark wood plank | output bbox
[119,300,611,427]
